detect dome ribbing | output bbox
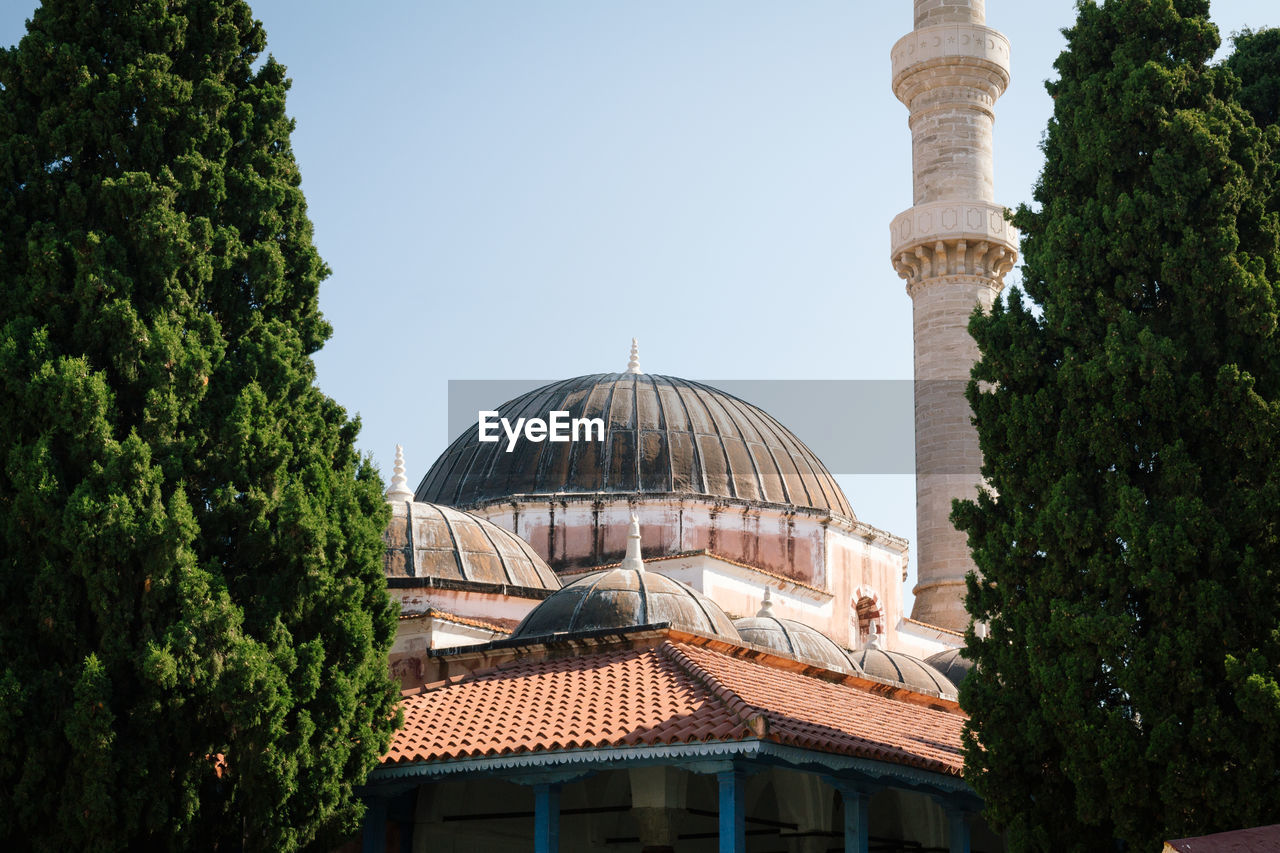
[511,567,740,640]
[383,500,560,591]
[416,373,853,517]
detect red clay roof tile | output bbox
[1164,825,1280,852]
[383,638,965,777]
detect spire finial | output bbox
[756,587,775,618]
[626,338,642,374]
[866,618,883,650]
[620,513,645,572]
[385,444,414,502]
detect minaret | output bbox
[890,0,1017,632]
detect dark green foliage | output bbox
[1225,27,1280,129]
[0,1,400,849]
[954,1,1280,850]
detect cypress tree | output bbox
[954,1,1280,850]
[1224,27,1280,129]
[0,1,399,849]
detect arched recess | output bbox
[851,586,884,647]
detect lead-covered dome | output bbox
[511,566,740,640]
[383,500,561,591]
[848,646,956,696]
[734,592,860,674]
[417,373,853,517]
[924,648,973,687]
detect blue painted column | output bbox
[534,782,562,853]
[716,769,747,853]
[840,788,870,853]
[362,796,388,853]
[390,788,417,853]
[947,806,971,853]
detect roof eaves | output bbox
[397,607,510,634]
[387,575,556,599]
[371,740,764,783]
[561,550,832,599]
[901,616,965,638]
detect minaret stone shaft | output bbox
[891,0,1017,632]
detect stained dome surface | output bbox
[848,647,956,696]
[924,648,973,687]
[734,613,861,674]
[416,373,853,517]
[511,566,740,640]
[383,500,561,591]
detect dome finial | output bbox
[620,513,645,572]
[756,587,775,617]
[626,338,642,374]
[866,618,883,650]
[385,444,414,502]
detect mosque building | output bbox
[354,1,1017,851]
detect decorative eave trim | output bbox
[373,740,763,782]
[386,575,556,599]
[369,739,970,794]
[757,742,969,790]
[465,492,864,531]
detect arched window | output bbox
[851,586,884,647]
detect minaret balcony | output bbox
[890,200,1018,289]
[891,24,1011,108]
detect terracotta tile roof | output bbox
[384,638,964,776]
[387,644,755,764]
[673,642,963,774]
[1164,824,1280,852]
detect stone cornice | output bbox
[891,24,1011,106]
[890,201,1018,289]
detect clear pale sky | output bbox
[3,1,1275,610]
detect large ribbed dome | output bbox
[417,373,852,517]
[383,500,561,591]
[511,566,740,640]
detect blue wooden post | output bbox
[716,769,746,853]
[392,788,416,853]
[840,787,870,853]
[534,782,562,853]
[362,796,388,853]
[947,806,971,853]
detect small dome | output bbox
[417,373,853,517]
[383,501,561,591]
[848,647,956,696]
[733,591,860,674]
[511,567,740,640]
[924,648,973,687]
[734,616,860,673]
